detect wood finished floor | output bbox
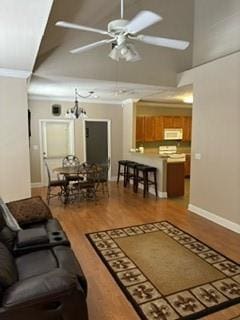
[32,183,240,320]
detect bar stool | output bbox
[117,160,128,185]
[117,160,137,186]
[125,161,138,188]
[135,165,158,198]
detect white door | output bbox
[40,120,75,186]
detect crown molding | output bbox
[122,98,140,105]
[137,100,192,109]
[28,94,123,105]
[0,68,31,79]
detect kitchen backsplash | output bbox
[136,141,191,154]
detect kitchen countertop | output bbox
[136,147,191,155]
[130,151,166,159]
[129,151,186,163]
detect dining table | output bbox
[53,165,102,203]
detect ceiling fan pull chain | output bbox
[121,0,124,19]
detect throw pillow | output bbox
[7,196,52,226]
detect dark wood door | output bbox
[86,121,108,164]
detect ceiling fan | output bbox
[56,0,190,62]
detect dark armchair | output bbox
[0,196,88,320]
[0,243,88,320]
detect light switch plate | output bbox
[195,153,202,160]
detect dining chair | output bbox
[72,163,98,202]
[62,155,81,183]
[44,161,68,204]
[96,159,110,197]
[62,155,80,167]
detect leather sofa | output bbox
[0,196,88,320]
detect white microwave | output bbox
[164,128,183,140]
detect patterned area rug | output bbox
[86,221,240,320]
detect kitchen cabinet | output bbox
[136,117,145,142]
[172,116,184,128]
[185,154,191,177]
[136,115,192,142]
[144,116,155,141]
[163,116,184,129]
[183,116,192,142]
[167,162,185,197]
[163,116,173,129]
[154,116,164,140]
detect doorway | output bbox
[39,120,75,186]
[83,119,111,178]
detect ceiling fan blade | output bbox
[135,35,190,50]
[70,39,115,54]
[126,11,162,34]
[56,21,109,36]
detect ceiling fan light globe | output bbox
[120,47,129,56]
[109,47,120,61]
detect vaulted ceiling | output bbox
[0,0,53,73]
[30,0,194,103]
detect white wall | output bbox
[0,76,31,201]
[29,99,123,183]
[189,52,240,230]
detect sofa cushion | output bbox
[53,246,87,294]
[16,249,57,280]
[0,207,5,231]
[2,269,78,309]
[0,226,16,250]
[23,218,63,232]
[0,242,18,288]
[7,196,52,226]
[16,227,49,248]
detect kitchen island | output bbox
[125,151,185,198]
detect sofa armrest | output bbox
[2,269,83,309]
[16,227,49,248]
[6,197,52,227]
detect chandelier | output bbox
[65,88,94,119]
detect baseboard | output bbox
[128,180,167,199]
[31,182,43,188]
[188,204,240,234]
[159,192,168,198]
